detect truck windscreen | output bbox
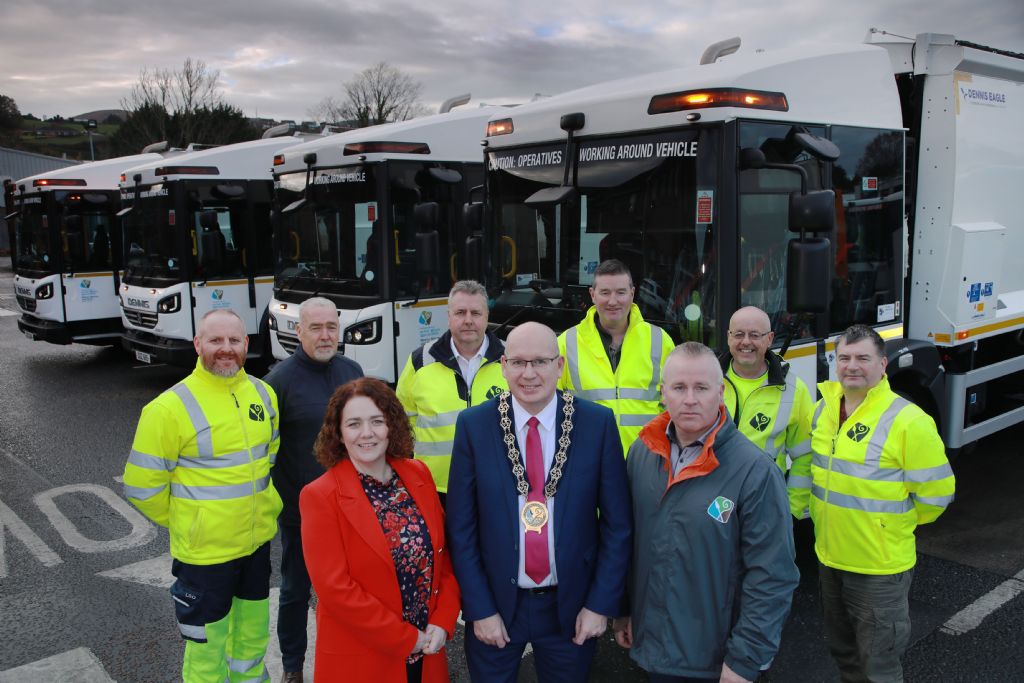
[12,200,54,275]
[122,190,182,282]
[487,128,720,344]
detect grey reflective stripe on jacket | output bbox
[171,383,214,458]
[564,326,664,403]
[170,475,273,501]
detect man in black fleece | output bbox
[265,297,363,683]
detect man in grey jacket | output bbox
[614,342,798,682]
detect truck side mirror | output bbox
[463,202,483,233]
[787,237,831,313]
[414,201,440,232]
[789,190,836,234]
[415,230,440,276]
[462,233,483,282]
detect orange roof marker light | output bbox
[956,330,970,341]
[273,154,286,166]
[648,88,789,115]
[486,119,514,137]
[33,178,87,187]
[154,165,220,176]
[343,142,430,155]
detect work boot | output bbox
[281,672,303,683]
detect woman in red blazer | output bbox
[300,378,460,683]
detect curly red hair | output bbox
[313,377,414,469]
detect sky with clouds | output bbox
[2,0,1022,121]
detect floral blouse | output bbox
[358,470,434,663]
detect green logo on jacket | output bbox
[707,496,735,524]
[847,423,870,442]
[249,404,265,421]
[486,385,504,400]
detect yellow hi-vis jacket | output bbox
[123,359,282,565]
[558,304,675,454]
[801,376,954,575]
[722,350,814,519]
[396,330,507,493]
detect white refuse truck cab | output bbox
[8,152,170,346]
[119,129,317,367]
[268,100,506,382]
[471,31,1023,450]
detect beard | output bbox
[310,345,338,362]
[202,353,244,377]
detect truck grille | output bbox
[16,295,36,312]
[124,308,158,329]
[277,331,299,356]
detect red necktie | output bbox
[524,416,550,584]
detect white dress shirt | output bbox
[511,393,559,588]
[451,335,489,388]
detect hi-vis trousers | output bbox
[170,542,272,683]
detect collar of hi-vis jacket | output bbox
[637,404,730,490]
[578,302,645,344]
[425,329,505,372]
[817,374,895,412]
[190,357,250,391]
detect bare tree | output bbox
[312,62,426,128]
[113,58,256,154]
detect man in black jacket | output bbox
[265,297,363,683]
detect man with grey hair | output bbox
[264,297,363,682]
[397,279,507,505]
[124,308,282,682]
[614,342,798,683]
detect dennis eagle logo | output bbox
[418,311,432,325]
[707,496,735,524]
[249,404,265,421]
[80,279,91,288]
[212,289,224,301]
[749,413,771,432]
[847,423,870,442]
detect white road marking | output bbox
[0,308,18,317]
[33,484,156,553]
[98,553,315,679]
[0,497,63,579]
[940,567,1024,635]
[0,647,115,683]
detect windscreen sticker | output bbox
[696,190,714,224]
[877,303,895,323]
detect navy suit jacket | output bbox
[446,393,632,637]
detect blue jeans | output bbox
[278,523,312,673]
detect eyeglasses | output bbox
[728,330,769,341]
[504,356,560,370]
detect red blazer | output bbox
[300,457,460,683]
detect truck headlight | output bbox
[157,293,181,314]
[36,283,54,300]
[344,317,382,345]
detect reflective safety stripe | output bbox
[813,454,906,482]
[812,484,914,514]
[912,492,954,508]
[565,328,585,392]
[619,413,659,427]
[810,402,826,432]
[178,622,206,641]
[787,474,812,489]
[124,483,166,501]
[790,438,812,458]
[127,449,175,471]
[414,440,455,456]
[247,377,276,422]
[905,462,955,483]
[648,327,664,395]
[179,448,256,469]
[171,384,214,458]
[405,411,418,418]
[415,409,463,429]
[864,398,910,466]
[772,377,797,441]
[170,476,271,501]
[574,388,618,401]
[227,655,265,673]
[618,387,661,401]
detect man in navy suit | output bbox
[447,321,633,682]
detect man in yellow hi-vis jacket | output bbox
[797,324,954,683]
[123,309,282,683]
[558,259,675,454]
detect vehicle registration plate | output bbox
[135,350,152,364]
[23,330,35,341]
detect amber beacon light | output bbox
[648,88,789,114]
